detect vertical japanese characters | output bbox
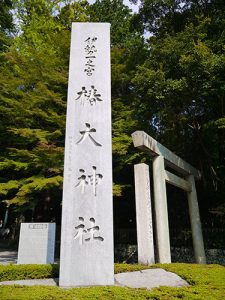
[74,36,104,244]
[84,37,97,76]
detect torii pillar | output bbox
[132,131,206,264]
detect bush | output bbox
[0,264,59,282]
[114,263,151,274]
[0,263,149,282]
[156,263,225,286]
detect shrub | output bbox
[0,264,59,282]
[114,263,151,274]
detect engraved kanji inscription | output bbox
[74,217,104,245]
[74,217,86,246]
[75,169,88,194]
[76,123,102,147]
[75,166,103,196]
[89,166,103,196]
[88,86,103,105]
[75,87,87,105]
[85,218,104,242]
[75,86,103,106]
[84,37,97,76]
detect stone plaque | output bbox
[17,223,56,264]
[59,23,114,287]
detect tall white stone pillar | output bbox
[152,156,171,263]
[134,163,155,265]
[186,175,206,264]
[59,23,114,287]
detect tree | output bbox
[0,0,89,220]
[0,0,14,51]
[132,0,225,221]
[0,0,145,220]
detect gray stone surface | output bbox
[59,23,114,287]
[0,278,58,286]
[187,175,206,264]
[0,269,188,290]
[153,156,171,263]
[114,269,189,289]
[17,223,56,264]
[134,163,155,265]
[132,131,201,179]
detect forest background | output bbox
[0,0,224,249]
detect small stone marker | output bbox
[134,163,155,265]
[17,223,56,264]
[59,23,114,287]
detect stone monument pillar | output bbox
[59,23,114,287]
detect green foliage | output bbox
[113,183,129,197]
[0,0,146,215]
[0,0,14,33]
[133,1,225,212]
[157,263,225,287]
[0,0,89,214]
[0,263,225,299]
[0,286,152,300]
[89,0,134,46]
[114,263,151,273]
[0,0,224,223]
[0,0,14,51]
[150,263,225,300]
[0,263,149,282]
[0,264,59,281]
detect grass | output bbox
[0,263,224,299]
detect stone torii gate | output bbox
[132,131,206,264]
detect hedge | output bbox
[0,264,59,282]
[0,263,225,299]
[0,263,152,282]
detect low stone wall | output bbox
[114,244,225,265]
